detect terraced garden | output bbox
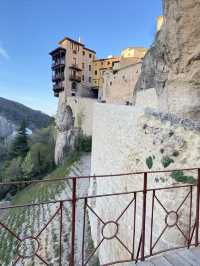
[0,154,98,266]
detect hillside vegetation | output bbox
[0,154,79,265]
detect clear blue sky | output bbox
[0,0,162,115]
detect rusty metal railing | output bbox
[0,167,199,265]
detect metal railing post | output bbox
[195,169,200,246]
[141,172,147,261]
[70,178,77,266]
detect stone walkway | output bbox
[136,247,200,266]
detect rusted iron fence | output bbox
[0,167,199,265]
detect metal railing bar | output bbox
[0,184,195,211]
[175,224,189,241]
[115,235,133,256]
[84,238,104,266]
[188,186,193,247]
[0,167,198,186]
[152,225,168,250]
[116,196,135,222]
[86,203,105,225]
[35,253,49,265]
[59,201,63,266]
[176,190,191,213]
[0,221,21,241]
[81,198,87,266]
[36,206,61,238]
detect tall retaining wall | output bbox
[89,92,200,264]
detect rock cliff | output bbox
[136,0,200,120]
[54,101,76,164]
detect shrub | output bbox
[146,156,153,169]
[22,143,55,180]
[170,170,196,184]
[161,156,174,168]
[75,132,92,153]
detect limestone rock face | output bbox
[136,0,200,120]
[54,102,75,164]
[0,116,16,139]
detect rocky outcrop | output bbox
[55,102,76,164]
[0,116,16,139]
[136,0,200,121]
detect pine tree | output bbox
[10,120,29,158]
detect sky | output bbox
[0,0,162,116]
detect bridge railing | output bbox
[0,167,199,265]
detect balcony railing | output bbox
[69,64,82,72]
[69,74,81,82]
[53,83,64,93]
[52,73,65,82]
[0,167,199,265]
[51,60,65,69]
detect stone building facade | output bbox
[99,47,147,104]
[92,56,120,89]
[50,37,96,98]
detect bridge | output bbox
[0,166,199,265]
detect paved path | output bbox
[136,247,200,266]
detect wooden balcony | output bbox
[51,60,65,69]
[53,83,64,97]
[69,64,82,72]
[52,73,65,82]
[53,84,64,93]
[69,74,81,83]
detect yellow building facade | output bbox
[92,57,120,88]
[157,16,164,32]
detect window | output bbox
[95,70,97,75]
[82,75,84,81]
[89,65,91,71]
[71,82,77,91]
[101,61,104,66]
[82,62,85,69]
[107,61,110,65]
[89,53,92,58]
[83,51,85,56]
[89,77,91,83]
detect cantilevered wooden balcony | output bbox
[69,74,81,82]
[51,60,65,69]
[53,83,64,94]
[69,64,82,72]
[52,73,65,82]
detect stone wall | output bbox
[89,94,200,264]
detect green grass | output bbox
[0,152,80,265]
